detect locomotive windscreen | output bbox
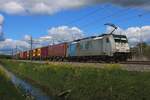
[113,34,128,43]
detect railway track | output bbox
[17,60,150,65]
[120,61,150,65]
[10,60,150,72]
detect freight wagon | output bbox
[23,51,28,60]
[32,49,36,59]
[48,43,67,61]
[27,51,30,59]
[27,50,33,60]
[41,46,48,60]
[19,51,27,60]
[19,52,23,59]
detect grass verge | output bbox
[0,65,25,100]
[1,59,150,100]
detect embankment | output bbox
[1,59,150,100]
[0,65,25,100]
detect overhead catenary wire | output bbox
[113,10,150,26]
[90,9,149,31]
[75,1,148,29]
[79,7,132,29]
[63,1,148,30]
[66,4,111,25]
[36,5,110,38]
[76,7,149,33]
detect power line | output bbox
[91,9,140,30]
[78,7,150,33]
[114,10,150,26]
[66,4,110,25]
[79,7,132,29]
[36,5,110,37]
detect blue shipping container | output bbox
[67,43,77,57]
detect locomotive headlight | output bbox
[116,47,119,50]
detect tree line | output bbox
[131,42,150,60]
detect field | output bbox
[1,59,150,100]
[0,65,25,100]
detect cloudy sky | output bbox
[0,0,150,54]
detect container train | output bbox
[17,34,131,62]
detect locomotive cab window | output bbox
[113,34,128,43]
[115,39,127,43]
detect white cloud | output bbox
[0,0,149,15]
[1,1,25,14]
[24,34,31,41]
[0,33,30,54]
[0,0,86,15]
[30,3,53,15]
[126,26,150,44]
[107,25,150,46]
[0,38,30,54]
[22,25,84,49]
[48,26,84,43]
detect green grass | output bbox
[1,60,150,100]
[0,66,25,100]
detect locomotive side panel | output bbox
[76,39,102,56]
[76,36,114,57]
[102,36,114,56]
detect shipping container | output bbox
[48,43,67,57]
[19,52,23,59]
[27,50,33,60]
[23,51,27,59]
[26,50,31,59]
[41,46,48,59]
[32,48,41,59]
[67,42,78,57]
[32,49,36,57]
[37,48,41,57]
[27,51,30,59]
[19,51,26,59]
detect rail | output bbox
[120,61,150,65]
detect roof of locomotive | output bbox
[72,33,111,42]
[72,34,127,42]
[113,34,127,38]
